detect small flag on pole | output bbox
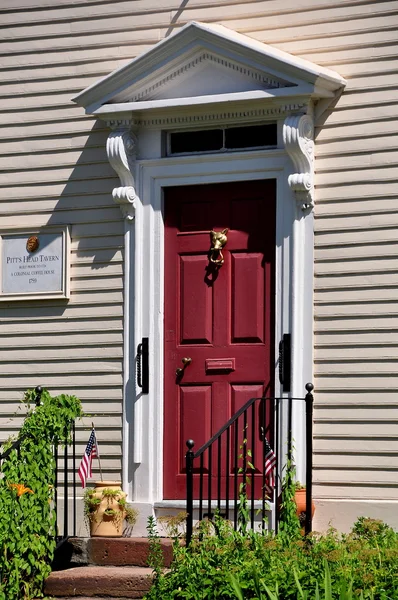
[78,427,98,488]
[264,438,276,496]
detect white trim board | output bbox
[126,148,313,506]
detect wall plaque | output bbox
[0,226,70,301]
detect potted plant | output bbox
[84,481,138,537]
[293,482,315,527]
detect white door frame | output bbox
[124,145,313,508]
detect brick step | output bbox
[54,537,174,569]
[45,565,154,599]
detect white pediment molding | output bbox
[126,51,293,104]
[73,21,346,117]
[73,21,346,215]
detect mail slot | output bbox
[205,358,235,372]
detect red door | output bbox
[163,180,275,499]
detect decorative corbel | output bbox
[106,127,139,221]
[283,114,314,210]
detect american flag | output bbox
[78,428,98,488]
[264,438,276,496]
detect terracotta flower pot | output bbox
[89,481,126,537]
[294,488,315,524]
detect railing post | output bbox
[35,386,43,407]
[185,439,195,546]
[54,441,58,536]
[63,439,68,539]
[72,421,76,537]
[305,383,314,536]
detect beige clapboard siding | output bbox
[314,469,398,486]
[0,8,392,50]
[1,0,389,25]
[0,163,116,187]
[0,59,135,86]
[0,40,156,68]
[0,3,128,481]
[314,454,398,470]
[0,130,109,155]
[0,415,122,431]
[315,436,398,453]
[1,1,397,500]
[0,148,108,171]
[313,486,398,501]
[0,390,123,404]
[309,0,398,499]
[315,199,398,219]
[0,201,119,218]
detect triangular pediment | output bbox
[73,21,345,118]
[121,50,294,104]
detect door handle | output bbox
[176,357,192,377]
[137,337,149,394]
[279,333,291,392]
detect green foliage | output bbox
[230,561,369,600]
[143,516,398,600]
[278,456,301,541]
[157,511,187,539]
[146,515,170,598]
[117,496,139,527]
[0,388,82,600]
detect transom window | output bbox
[166,123,277,155]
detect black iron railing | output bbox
[185,383,314,545]
[53,420,77,546]
[0,386,77,547]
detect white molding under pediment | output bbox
[104,102,306,130]
[73,21,346,118]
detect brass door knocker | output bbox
[209,228,228,266]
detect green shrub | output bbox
[0,388,82,599]
[144,516,398,600]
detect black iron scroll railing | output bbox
[0,387,77,548]
[185,383,314,545]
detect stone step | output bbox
[54,537,174,569]
[45,565,154,598]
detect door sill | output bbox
[155,500,274,509]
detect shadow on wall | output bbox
[9,118,122,323]
[46,118,122,269]
[165,0,191,37]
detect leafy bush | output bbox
[0,388,82,599]
[144,516,398,600]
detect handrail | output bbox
[0,387,42,462]
[193,394,311,458]
[0,436,26,461]
[185,383,314,545]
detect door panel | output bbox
[164,180,276,499]
[232,252,265,343]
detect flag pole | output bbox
[92,422,103,481]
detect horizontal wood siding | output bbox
[1,0,397,500]
[0,0,126,481]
